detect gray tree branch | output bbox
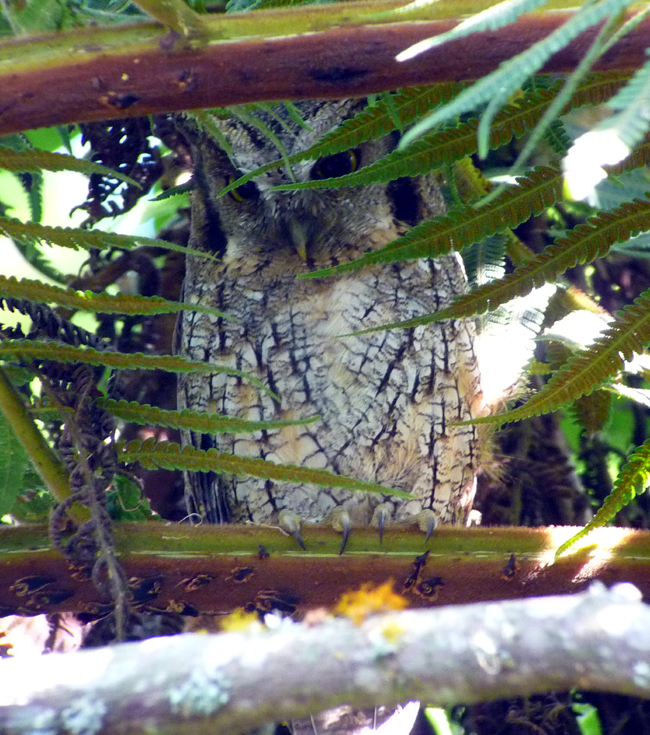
[1,583,649,734]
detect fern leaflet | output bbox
[0,217,216,261]
[119,439,412,499]
[360,195,650,328]
[0,148,139,187]
[0,275,228,319]
[399,0,639,154]
[0,340,277,398]
[301,166,563,280]
[466,287,650,427]
[100,398,319,434]
[556,437,650,557]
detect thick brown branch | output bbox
[1,584,649,734]
[0,524,647,617]
[0,7,647,135]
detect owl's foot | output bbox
[279,510,306,550]
[331,506,352,555]
[279,506,439,553]
[330,505,439,554]
[416,509,438,543]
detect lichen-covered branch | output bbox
[1,584,649,735]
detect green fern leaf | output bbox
[569,71,631,108]
[556,437,650,557]
[119,439,412,499]
[399,0,639,154]
[301,166,563,280]
[100,398,319,434]
[0,149,140,188]
[218,84,467,197]
[371,195,650,328]
[0,216,216,260]
[273,88,565,193]
[467,286,650,427]
[395,0,550,61]
[0,340,277,399]
[0,275,228,319]
[595,56,650,151]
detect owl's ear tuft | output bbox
[311,149,360,181]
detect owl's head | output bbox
[177,101,444,268]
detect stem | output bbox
[0,367,72,508]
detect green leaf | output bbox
[0,148,140,188]
[367,193,650,331]
[218,84,468,197]
[466,285,650,428]
[0,216,217,261]
[0,340,278,400]
[0,404,29,517]
[301,166,562,281]
[100,398,320,434]
[0,275,229,320]
[395,0,550,61]
[119,439,413,499]
[556,436,650,557]
[398,0,639,154]
[107,474,155,522]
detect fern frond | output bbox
[556,437,650,557]
[569,71,632,107]
[119,439,412,499]
[395,0,550,61]
[463,235,508,288]
[399,0,639,154]
[273,89,564,193]
[374,195,650,327]
[0,149,140,188]
[571,389,612,437]
[0,217,216,260]
[218,84,467,198]
[0,275,228,319]
[301,166,563,280]
[598,55,650,150]
[0,340,276,398]
[466,287,650,427]
[100,398,319,434]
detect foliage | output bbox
[0,0,650,666]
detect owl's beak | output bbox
[288,218,315,261]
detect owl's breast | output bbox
[179,253,482,524]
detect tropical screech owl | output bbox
[174,100,484,539]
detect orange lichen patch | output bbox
[335,581,408,626]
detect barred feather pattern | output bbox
[175,101,484,528]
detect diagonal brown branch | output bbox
[0,6,647,135]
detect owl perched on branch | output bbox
[174,100,487,546]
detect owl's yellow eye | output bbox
[311,149,360,181]
[228,176,259,202]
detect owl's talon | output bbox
[371,503,391,544]
[417,509,437,543]
[331,507,352,555]
[279,510,306,550]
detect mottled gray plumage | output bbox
[175,101,483,532]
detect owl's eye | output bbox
[311,149,360,180]
[228,176,259,202]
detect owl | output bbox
[174,100,484,546]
